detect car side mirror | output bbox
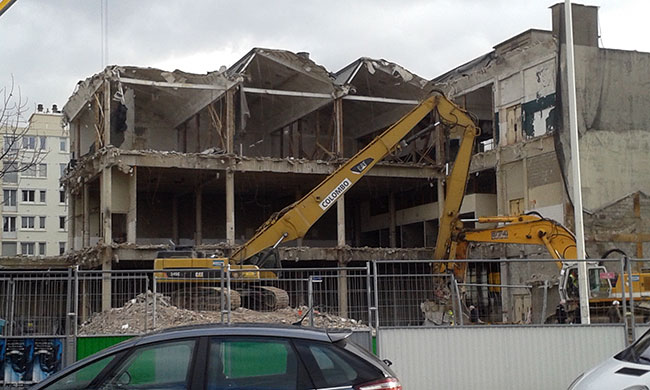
[382,359,393,367]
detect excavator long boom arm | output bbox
[440,215,577,283]
[230,93,479,263]
[458,215,577,263]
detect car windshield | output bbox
[616,329,650,364]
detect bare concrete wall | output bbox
[559,46,650,210]
[133,104,177,151]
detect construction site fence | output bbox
[0,257,646,386]
[0,258,647,336]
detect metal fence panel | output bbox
[378,325,625,390]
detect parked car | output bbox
[568,328,650,390]
[30,323,401,390]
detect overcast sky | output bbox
[0,0,648,119]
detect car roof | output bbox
[142,323,350,343]
[84,323,352,361]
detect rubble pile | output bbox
[79,291,366,335]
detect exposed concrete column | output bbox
[102,251,112,312]
[226,170,235,245]
[337,197,346,247]
[83,184,90,247]
[634,192,643,264]
[334,97,348,317]
[67,193,75,251]
[103,79,111,147]
[127,167,137,244]
[389,192,397,247]
[101,164,113,311]
[101,167,112,244]
[225,88,235,154]
[337,198,348,318]
[523,156,529,210]
[334,99,344,157]
[172,197,179,245]
[296,189,303,247]
[225,88,236,246]
[80,280,89,323]
[195,186,203,246]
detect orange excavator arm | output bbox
[444,214,577,281]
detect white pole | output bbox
[564,0,590,324]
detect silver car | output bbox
[569,329,650,390]
[29,323,401,390]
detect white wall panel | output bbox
[379,326,625,390]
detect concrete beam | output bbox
[105,151,442,178]
[0,257,73,269]
[470,134,555,173]
[64,243,436,265]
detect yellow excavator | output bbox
[440,213,650,322]
[154,91,480,311]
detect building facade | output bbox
[1,106,70,257]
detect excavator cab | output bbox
[560,264,612,301]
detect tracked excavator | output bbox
[154,91,481,311]
[422,94,650,323]
[443,214,650,322]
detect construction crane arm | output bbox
[230,93,479,264]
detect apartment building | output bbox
[1,105,70,257]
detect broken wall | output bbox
[558,47,650,210]
[585,192,650,261]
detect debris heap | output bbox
[79,291,366,335]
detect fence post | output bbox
[220,265,225,324]
[621,258,630,346]
[308,276,314,327]
[74,267,79,338]
[453,277,464,326]
[8,279,15,337]
[64,268,75,367]
[144,277,149,333]
[372,261,380,357]
[153,273,157,330]
[226,264,232,324]
[626,257,636,342]
[366,262,374,349]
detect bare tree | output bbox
[0,77,47,182]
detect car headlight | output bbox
[623,386,650,390]
[567,373,583,390]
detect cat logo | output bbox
[350,158,374,174]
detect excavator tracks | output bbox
[169,285,289,312]
[239,286,290,311]
[170,287,242,311]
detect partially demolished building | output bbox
[60,49,498,272]
[34,2,650,321]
